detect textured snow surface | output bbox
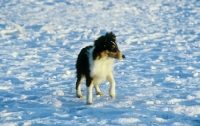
[0,0,200,125]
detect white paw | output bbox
[96,92,104,96]
[76,90,83,99]
[109,89,116,98]
[77,95,84,99]
[86,102,93,105]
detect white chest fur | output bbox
[87,47,114,85]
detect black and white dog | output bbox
[75,32,125,104]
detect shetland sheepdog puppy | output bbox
[75,32,125,105]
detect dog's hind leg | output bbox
[76,74,85,98]
[94,84,104,96]
[106,72,116,99]
[86,77,93,105]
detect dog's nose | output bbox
[122,54,125,59]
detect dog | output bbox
[75,32,125,105]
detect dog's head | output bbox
[94,32,125,60]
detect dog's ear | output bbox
[105,32,116,38]
[94,35,107,49]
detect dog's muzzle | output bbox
[108,51,125,60]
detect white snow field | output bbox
[0,0,200,125]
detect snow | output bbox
[0,0,200,125]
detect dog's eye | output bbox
[111,47,116,52]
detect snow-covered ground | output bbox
[0,0,200,125]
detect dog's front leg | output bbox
[86,77,93,105]
[106,72,116,98]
